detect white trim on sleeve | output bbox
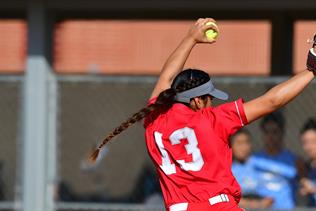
[234,101,244,126]
[169,202,188,211]
[209,194,230,205]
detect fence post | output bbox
[22,1,56,211]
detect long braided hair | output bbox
[89,69,211,162]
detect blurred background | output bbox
[1,0,316,210]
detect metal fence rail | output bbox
[56,202,164,211]
[55,202,316,211]
[1,202,316,211]
[0,201,21,210]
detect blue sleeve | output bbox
[251,156,297,179]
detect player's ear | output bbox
[190,97,203,110]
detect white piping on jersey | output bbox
[209,194,230,205]
[169,194,230,210]
[234,101,244,126]
[169,202,188,211]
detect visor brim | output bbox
[209,89,229,100]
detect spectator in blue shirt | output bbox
[299,118,316,206]
[252,111,305,209]
[231,129,274,209]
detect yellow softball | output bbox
[205,22,219,40]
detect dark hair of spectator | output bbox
[300,118,316,134]
[230,128,251,143]
[260,110,285,132]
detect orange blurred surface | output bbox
[293,21,316,74]
[53,20,271,75]
[0,20,26,73]
[2,19,315,75]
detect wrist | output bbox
[183,35,197,45]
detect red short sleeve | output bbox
[212,98,248,139]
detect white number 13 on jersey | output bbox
[154,127,204,175]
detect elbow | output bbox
[266,93,285,111]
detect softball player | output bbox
[90,18,316,211]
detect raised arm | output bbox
[150,18,218,99]
[244,46,316,124]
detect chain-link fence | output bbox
[56,75,316,210]
[1,75,316,210]
[0,76,22,211]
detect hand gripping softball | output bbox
[307,33,316,73]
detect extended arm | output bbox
[244,70,314,123]
[150,18,218,99]
[244,45,316,123]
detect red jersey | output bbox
[144,98,248,209]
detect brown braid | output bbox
[175,77,207,93]
[89,77,208,163]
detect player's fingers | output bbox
[205,18,216,23]
[195,18,205,25]
[203,23,219,32]
[200,18,216,26]
[201,20,219,34]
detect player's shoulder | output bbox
[213,98,244,111]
